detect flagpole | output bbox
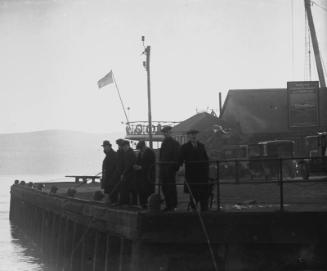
[112,72,130,124]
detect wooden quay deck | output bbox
[9,179,327,271]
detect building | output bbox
[218,83,327,155]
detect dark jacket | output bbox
[135,147,156,185]
[112,148,124,181]
[122,148,137,182]
[159,136,180,172]
[101,149,117,188]
[179,141,209,192]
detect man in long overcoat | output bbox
[134,140,156,208]
[101,140,118,203]
[159,126,180,211]
[179,129,210,211]
[120,140,137,205]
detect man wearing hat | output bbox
[134,140,156,208]
[101,140,118,204]
[179,129,210,211]
[159,126,180,211]
[120,140,137,205]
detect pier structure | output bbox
[9,172,327,271]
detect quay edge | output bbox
[10,183,327,271]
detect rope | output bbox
[183,179,218,271]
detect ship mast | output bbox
[304,0,326,87]
[142,36,153,148]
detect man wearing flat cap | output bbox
[159,126,180,211]
[134,140,156,208]
[179,129,210,211]
[101,140,118,204]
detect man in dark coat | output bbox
[179,129,210,211]
[119,140,137,205]
[159,126,180,211]
[134,140,156,208]
[101,140,118,203]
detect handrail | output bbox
[155,156,327,212]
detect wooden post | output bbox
[55,216,63,269]
[42,211,51,259]
[49,213,58,264]
[63,218,71,270]
[72,222,84,271]
[92,231,99,271]
[69,221,77,271]
[119,237,125,271]
[279,159,284,211]
[104,234,110,271]
[40,210,46,254]
[80,229,86,271]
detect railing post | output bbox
[279,158,284,211]
[235,160,240,183]
[216,161,220,211]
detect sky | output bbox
[0,0,326,134]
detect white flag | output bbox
[97,70,114,89]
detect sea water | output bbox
[0,175,66,271]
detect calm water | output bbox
[0,175,66,271]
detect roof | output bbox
[219,88,327,134]
[220,88,288,134]
[171,112,219,135]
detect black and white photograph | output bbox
[1,0,327,270]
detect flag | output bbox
[97,70,114,88]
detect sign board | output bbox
[125,121,179,141]
[287,81,319,128]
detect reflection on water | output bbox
[0,176,63,271]
[9,224,47,271]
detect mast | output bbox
[304,0,326,87]
[142,36,153,148]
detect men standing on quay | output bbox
[159,126,180,211]
[101,140,117,204]
[179,129,210,211]
[134,140,156,209]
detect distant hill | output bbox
[0,130,124,175]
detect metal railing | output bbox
[155,156,327,212]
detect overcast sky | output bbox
[0,0,326,134]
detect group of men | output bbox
[101,125,210,211]
[101,138,155,209]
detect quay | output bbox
[9,178,327,271]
